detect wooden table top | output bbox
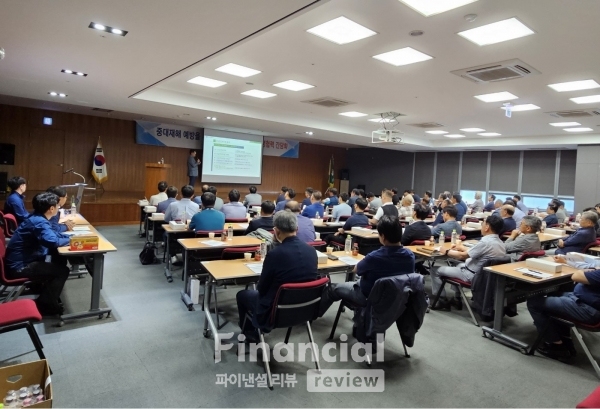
[57,225,117,254]
[163,223,249,233]
[201,251,364,280]
[345,229,380,239]
[589,246,600,253]
[537,232,568,243]
[484,257,579,284]
[59,213,90,225]
[178,235,262,250]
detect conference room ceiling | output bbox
[1,0,599,151]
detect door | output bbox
[27,128,65,190]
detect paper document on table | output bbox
[326,222,344,226]
[245,263,263,275]
[237,223,249,229]
[63,231,92,236]
[72,226,90,231]
[338,256,359,266]
[200,240,225,247]
[515,268,553,279]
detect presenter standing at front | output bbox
[188,149,200,187]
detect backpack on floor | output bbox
[139,242,159,265]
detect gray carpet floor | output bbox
[1,225,599,407]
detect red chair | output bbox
[339,215,350,221]
[306,241,326,251]
[0,299,46,360]
[0,228,29,303]
[243,277,329,389]
[577,386,600,408]
[225,218,248,223]
[583,240,600,254]
[516,250,546,262]
[0,211,17,238]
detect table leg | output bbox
[203,276,221,362]
[164,233,172,281]
[481,274,529,353]
[60,253,112,324]
[180,249,193,310]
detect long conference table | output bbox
[57,213,117,325]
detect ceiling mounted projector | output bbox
[372,129,404,144]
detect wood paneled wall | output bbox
[0,104,347,201]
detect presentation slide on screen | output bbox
[202,130,263,184]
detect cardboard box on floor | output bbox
[0,360,53,408]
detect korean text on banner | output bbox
[263,137,299,158]
[136,120,203,149]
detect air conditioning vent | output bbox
[547,109,600,118]
[302,97,353,108]
[451,59,541,84]
[408,122,444,128]
[92,108,114,113]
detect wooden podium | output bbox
[144,163,171,200]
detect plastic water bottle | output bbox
[429,235,435,247]
[451,229,457,245]
[227,224,233,240]
[315,212,320,219]
[160,157,164,164]
[344,235,352,254]
[438,231,445,245]
[542,221,547,232]
[260,239,268,260]
[71,202,77,216]
[576,213,582,222]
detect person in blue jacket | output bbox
[3,176,28,224]
[45,186,75,233]
[5,192,71,315]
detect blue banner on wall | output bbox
[135,120,203,149]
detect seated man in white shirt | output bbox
[370,189,398,225]
[149,181,168,206]
[221,189,247,219]
[164,185,200,222]
[331,192,352,222]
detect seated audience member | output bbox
[347,188,359,212]
[451,193,467,221]
[582,207,600,237]
[201,184,209,194]
[323,188,339,208]
[319,216,415,313]
[164,185,199,222]
[432,199,451,226]
[274,188,296,212]
[301,187,314,209]
[332,192,352,222]
[391,188,400,206]
[434,192,448,212]
[553,211,598,255]
[504,215,542,261]
[409,189,421,203]
[397,194,414,218]
[595,203,600,214]
[527,264,600,360]
[504,200,525,226]
[430,215,506,310]
[236,211,318,339]
[366,192,382,213]
[221,189,247,219]
[500,205,517,235]
[157,186,178,213]
[484,194,496,212]
[543,202,560,226]
[401,203,434,246]
[5,192,70,315]
[555,200,568,224]
[358,189,365,199]
[492,199,503,215]
[370,189,398,225]
[325,198,369,246]
[4,176,28,224]
[472,191,484,213]
[513,194,529,214]
[301,191,325,219]
[432,205,462,239]
[189,192,225,232]
[149,181,168,206]
[45,186,74,233]
[243,186,262,207]
[423,190,432,203]
[207,186,224,210]
[422,196,431,206]
[287,201,316,242]
[245,201,275,234]
[275,186,288,204]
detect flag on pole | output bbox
[92,138,108,184]
[328,155,335,188]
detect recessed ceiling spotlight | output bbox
[61,69,88,77]
[59,93,66,97]
[478,132,501,136]
[548,80,600,92]
[474,91,518,102]
[458,17,534,46]
[48,91,67,97]
[339,111,368,117]
[549,122,581,127]
[188,76,227,88]
[398,0,479,17]
[273,80,314,91]
[373,47,433,66]
[460,128,485,132]
[88,22,128,36]
[464,14,478,22]
[241,89,276,99]
[216,63,261,78]
[305,131,314,135]
[206,116,217,120]
[570,95,600,104]
[564,127,593,132]
[500,103,540,111]
[307,16,377,45]
[49,92,57,96]
[425,130,448,135]
[444,134,466,138]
